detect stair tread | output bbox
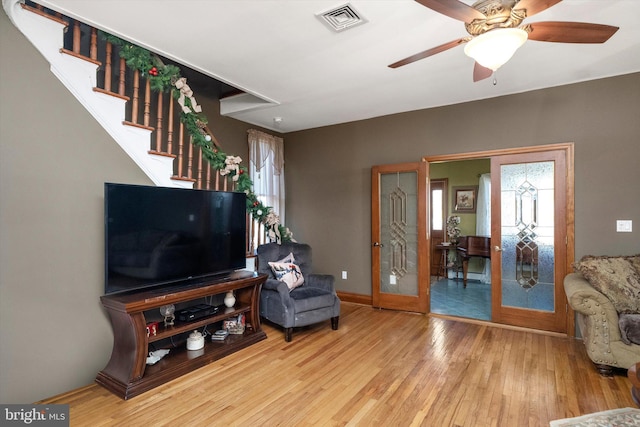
[122,121,155,132]
[93,87,130,102]
[21,3,68,26]
[59,48,101,66]
[148,150,177,159]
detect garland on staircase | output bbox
[102,33,293,244]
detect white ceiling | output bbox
[38,0,640,133]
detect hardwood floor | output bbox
[40,303,635,426]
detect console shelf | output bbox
[96,271,267,399]
[148,304,251,343]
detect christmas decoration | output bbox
[100,32,293,243]
[174,77,202,114]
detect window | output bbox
[432,188,443,230]
[248,129,285,247]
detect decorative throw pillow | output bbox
[268,261,304,291]
[574,255,640,314]
[619,314,640,345]
[277,252,296,264]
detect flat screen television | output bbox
[104,183,247,295]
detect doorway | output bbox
[429,160,491,321]
[429,179,447,277]
[425,144,574,333]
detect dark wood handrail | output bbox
[22,0,267,254]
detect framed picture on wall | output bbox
[452,186,478,213]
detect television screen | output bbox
[104,183,246,294]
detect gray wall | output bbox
[0,10,153,403]
[2,6,639,404]
[0,10,259,403]
[285,73,640,296]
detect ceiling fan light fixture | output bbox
[464,28,528,71]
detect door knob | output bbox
[494,246,502,252]
[373,242,384,247]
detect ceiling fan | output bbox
[389,0,619,82]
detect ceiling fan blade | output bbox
[513,0,562,18]
[415,0,486,22]
[473,62,493,82]
[389,38,468,68]
[526,22,619,43]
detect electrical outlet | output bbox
[341,271,347,280]
[616,220,633,232]
[390,274,396,285]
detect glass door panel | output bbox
[371,162,428,313]
[491,149,568,333]
[500,161,555,311]
[380,171,418,296]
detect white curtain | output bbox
[247,129,285,224]
[476,173,491,283]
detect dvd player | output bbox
[176,304,219,322]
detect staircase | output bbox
[3,0,276,252]
[4,0,236,189]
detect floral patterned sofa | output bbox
[564,254,640,375]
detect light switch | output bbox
[616,220,632,232]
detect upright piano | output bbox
[456,236,491,287]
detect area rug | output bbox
[550,407,640,426]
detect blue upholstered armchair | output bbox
[257,242,340,342]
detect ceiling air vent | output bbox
[317,3,368,32]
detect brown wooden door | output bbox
[371,162,428,313]
[490,149,568,332]
[429,179,447,276]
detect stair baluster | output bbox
[118,57,126,97]
[72,20,80,54]
[205,159,212,190]
[154,92,163,152]
[131,70,140,124]
[143,79,151,127]
[177,122,185,178]
[187,136,194,181]
[104,42,112,93]
[17,0,271,252]
[167,96,175,154]
[197,150,204,189]
[90,27,97,60]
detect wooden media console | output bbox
[96,271,267,399]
